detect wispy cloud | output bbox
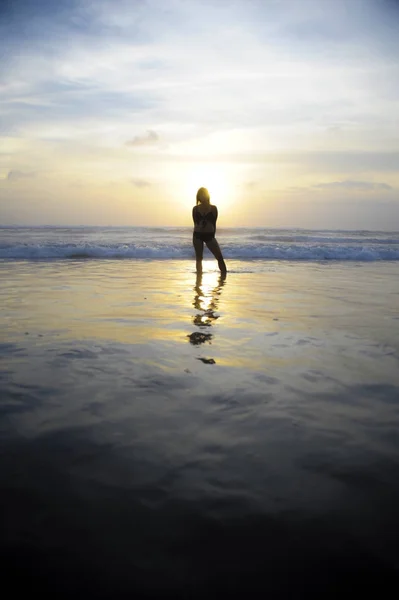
[7,170,36,181]
[130,178,151,188]
[142,150,399,173]
[313,180,393,192]
[126,130,159,147]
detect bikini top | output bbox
[193,206,217,228]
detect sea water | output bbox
[1,225,399,261]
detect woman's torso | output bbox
[193,204,217,234]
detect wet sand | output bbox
[1,258,399,597]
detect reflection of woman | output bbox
[193,272,226,326]
[192,187,227,275]
[188,272,226,345]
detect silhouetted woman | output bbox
[192,187,227,275]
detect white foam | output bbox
[1,242,399,261]
[1,227,399,261]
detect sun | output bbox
[182,163,232,212]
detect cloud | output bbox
[130,178,151,188]
[7,170,36,181]
[313,180,393,192]
[242,181,258,189]
[126,130,159,147]
[139,150,399,173]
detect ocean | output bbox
[1,225,399,261]
[1,226,399,598]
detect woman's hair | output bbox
[196,187,210,205]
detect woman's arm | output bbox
[213,206,218,234]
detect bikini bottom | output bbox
[193,231,215,243]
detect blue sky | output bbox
[0,0,398,228]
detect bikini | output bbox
[193,207,217,242]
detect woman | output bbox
[192,187,227,274]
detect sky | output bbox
[0,0,398,229]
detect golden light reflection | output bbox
[188,271,226,345]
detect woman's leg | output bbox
[193,236,204,273]
[206,237,227,274]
